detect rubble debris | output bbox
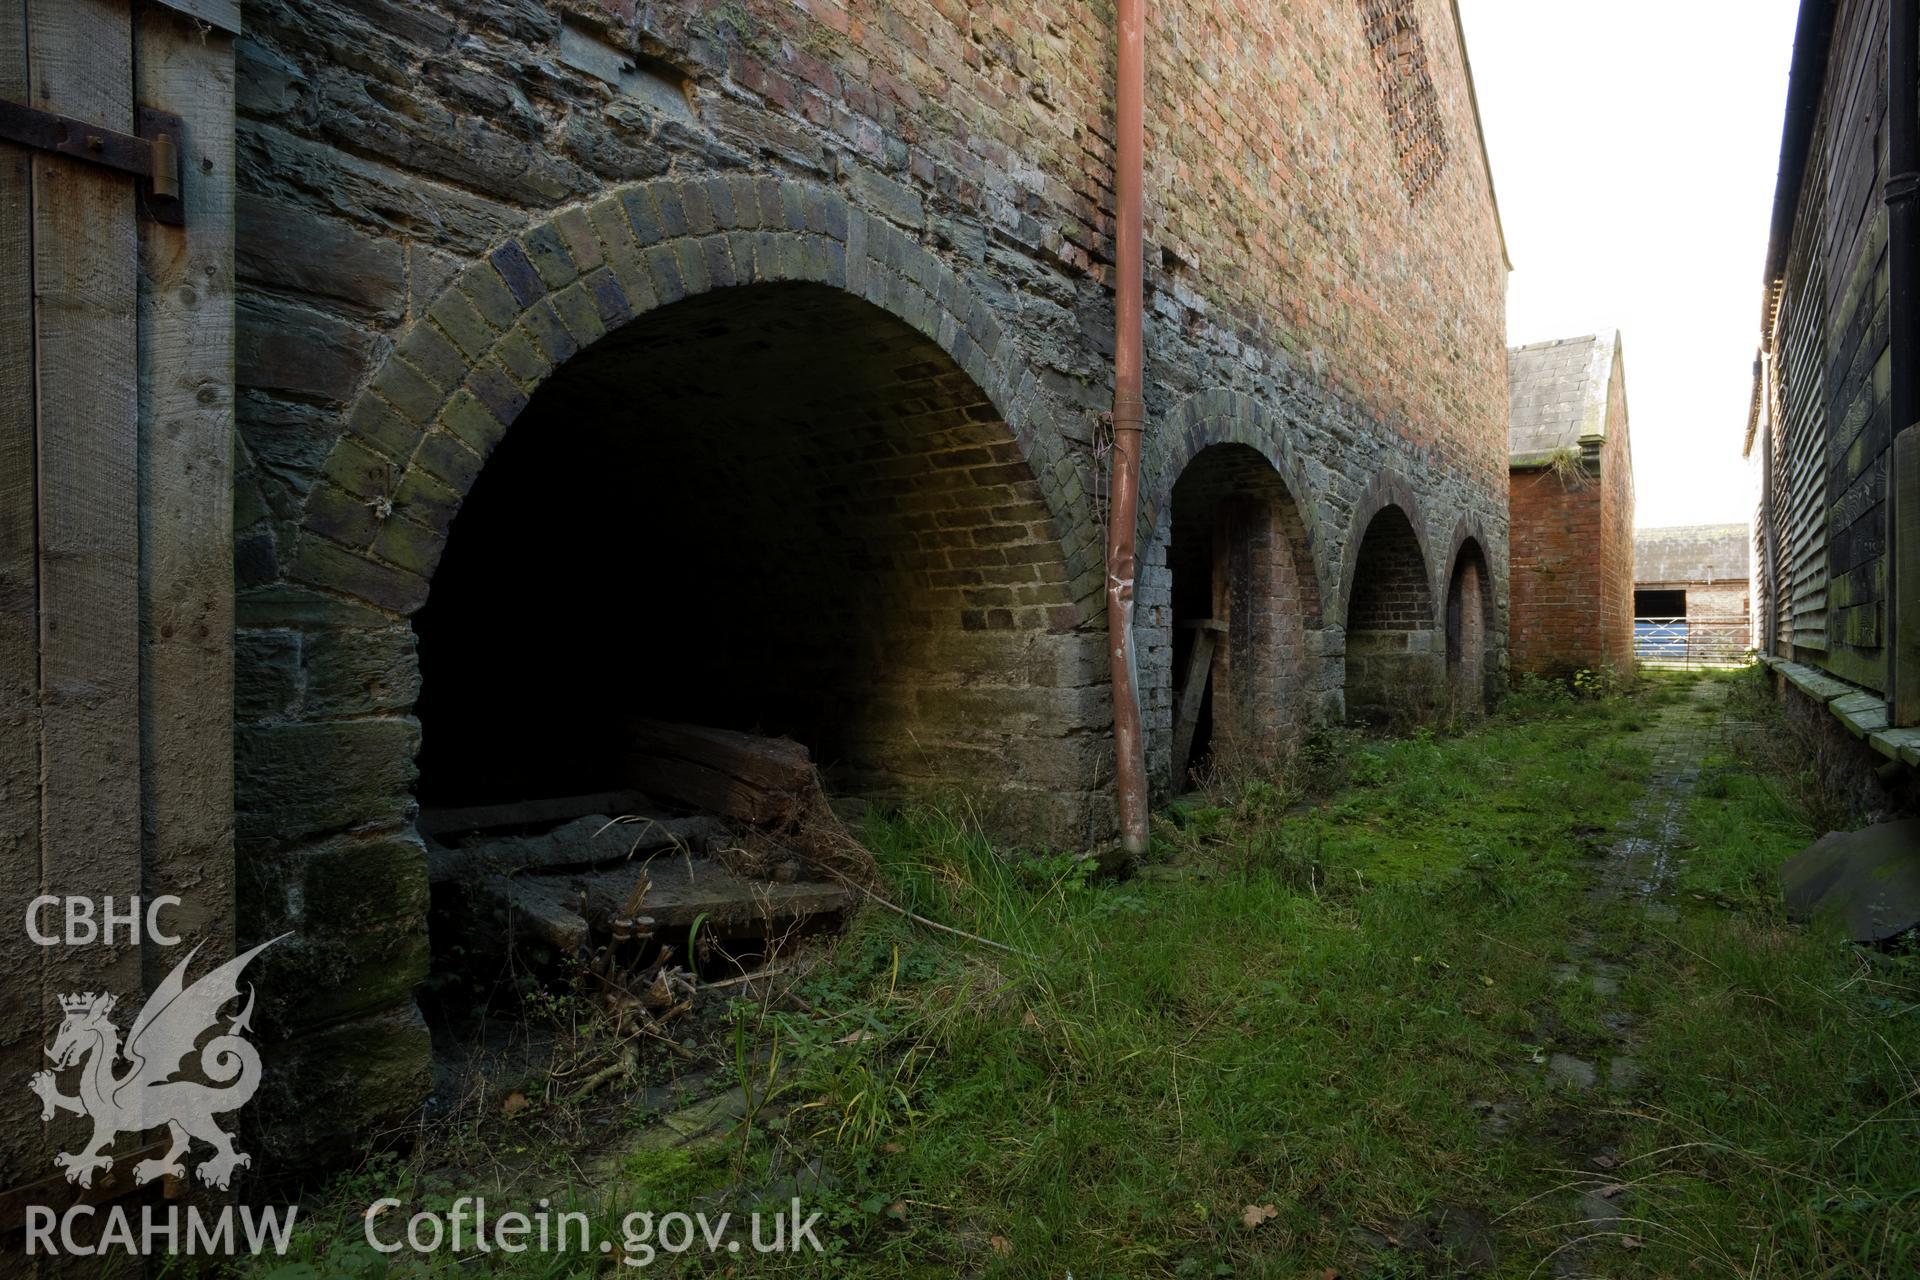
[425,812,729,884]
[1780,819,1920,943]
[431,724,875,1045]
[417,790,656,838]
[624,720,879,886]
[473,856,855,962]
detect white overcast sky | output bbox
[1456,0,1802,528]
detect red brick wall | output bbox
[1509,356,1633,680]
[1595,359,1636,673]
[1509,468,1605,678]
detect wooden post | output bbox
[1895,426,1920,726]
[1170,621,1224,787]
[0,0,237,1208]
[24,0,143,1188]
[0,0,42,1193]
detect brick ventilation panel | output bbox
[413,283,1104,839]
[1357,0,1452,203]
[1344,505,1440,723]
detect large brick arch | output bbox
[290,175,1094,617]
[1136,390,1341,789]
[236,175,1110,1171]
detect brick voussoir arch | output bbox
[1142,388,1332,627]
[1334,469,1435,631]
[287,174,1089,621]
[1442,512,1494,597]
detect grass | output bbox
[1598,665,1920,1277]
[243,668,1919,1279]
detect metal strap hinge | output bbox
[0,99,185,225]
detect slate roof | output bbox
[1508,332,1620,463]
[1634,524,1752,585]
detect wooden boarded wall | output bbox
[0,0,235,1217]
[1766,0,1894,691]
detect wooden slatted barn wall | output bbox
[1774,159,1831,656]
[1819,0,1892,691]
[1768,0,1896,680]
[0,0,235,1228]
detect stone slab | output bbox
[1771,658,1857,704]
[1830,691,1889,738]
[1867,727,1920,763]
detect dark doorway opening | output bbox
[1635,588,1686,618]
[1163,444,1316,789]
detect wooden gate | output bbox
[0,0,235,1226]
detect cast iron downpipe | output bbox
[1889,0,1918,724]
[1106,0,1150,859]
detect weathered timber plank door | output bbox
[0,0,236,1221]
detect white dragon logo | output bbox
[28,936,283,1191]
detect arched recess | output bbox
[410,279,1092,822]
[1136,392,1334,792]
[1445,537,1495,714]
[1342,489,1442,727]
[236,178,1108,1111]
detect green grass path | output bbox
[262,671,1920,1280]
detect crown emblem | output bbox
[58,992,112,1015]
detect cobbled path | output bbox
[1532,677,1734,1276]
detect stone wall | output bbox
[228,0,1508,1168]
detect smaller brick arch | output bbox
[1341,480,1442,727]
[1136,390,1337,790]
[1444,531,1497,713]
[1142,389,1333,621]
[1333,469,1435,633]
[1440,512,1496,606]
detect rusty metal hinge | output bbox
[0,99,185,225]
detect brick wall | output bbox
[1508,467,1601,678]
[1509,356,1633,681]
[1595,357,1636,672]
[1508,460,1633,678]
[228,0,1509,1168]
